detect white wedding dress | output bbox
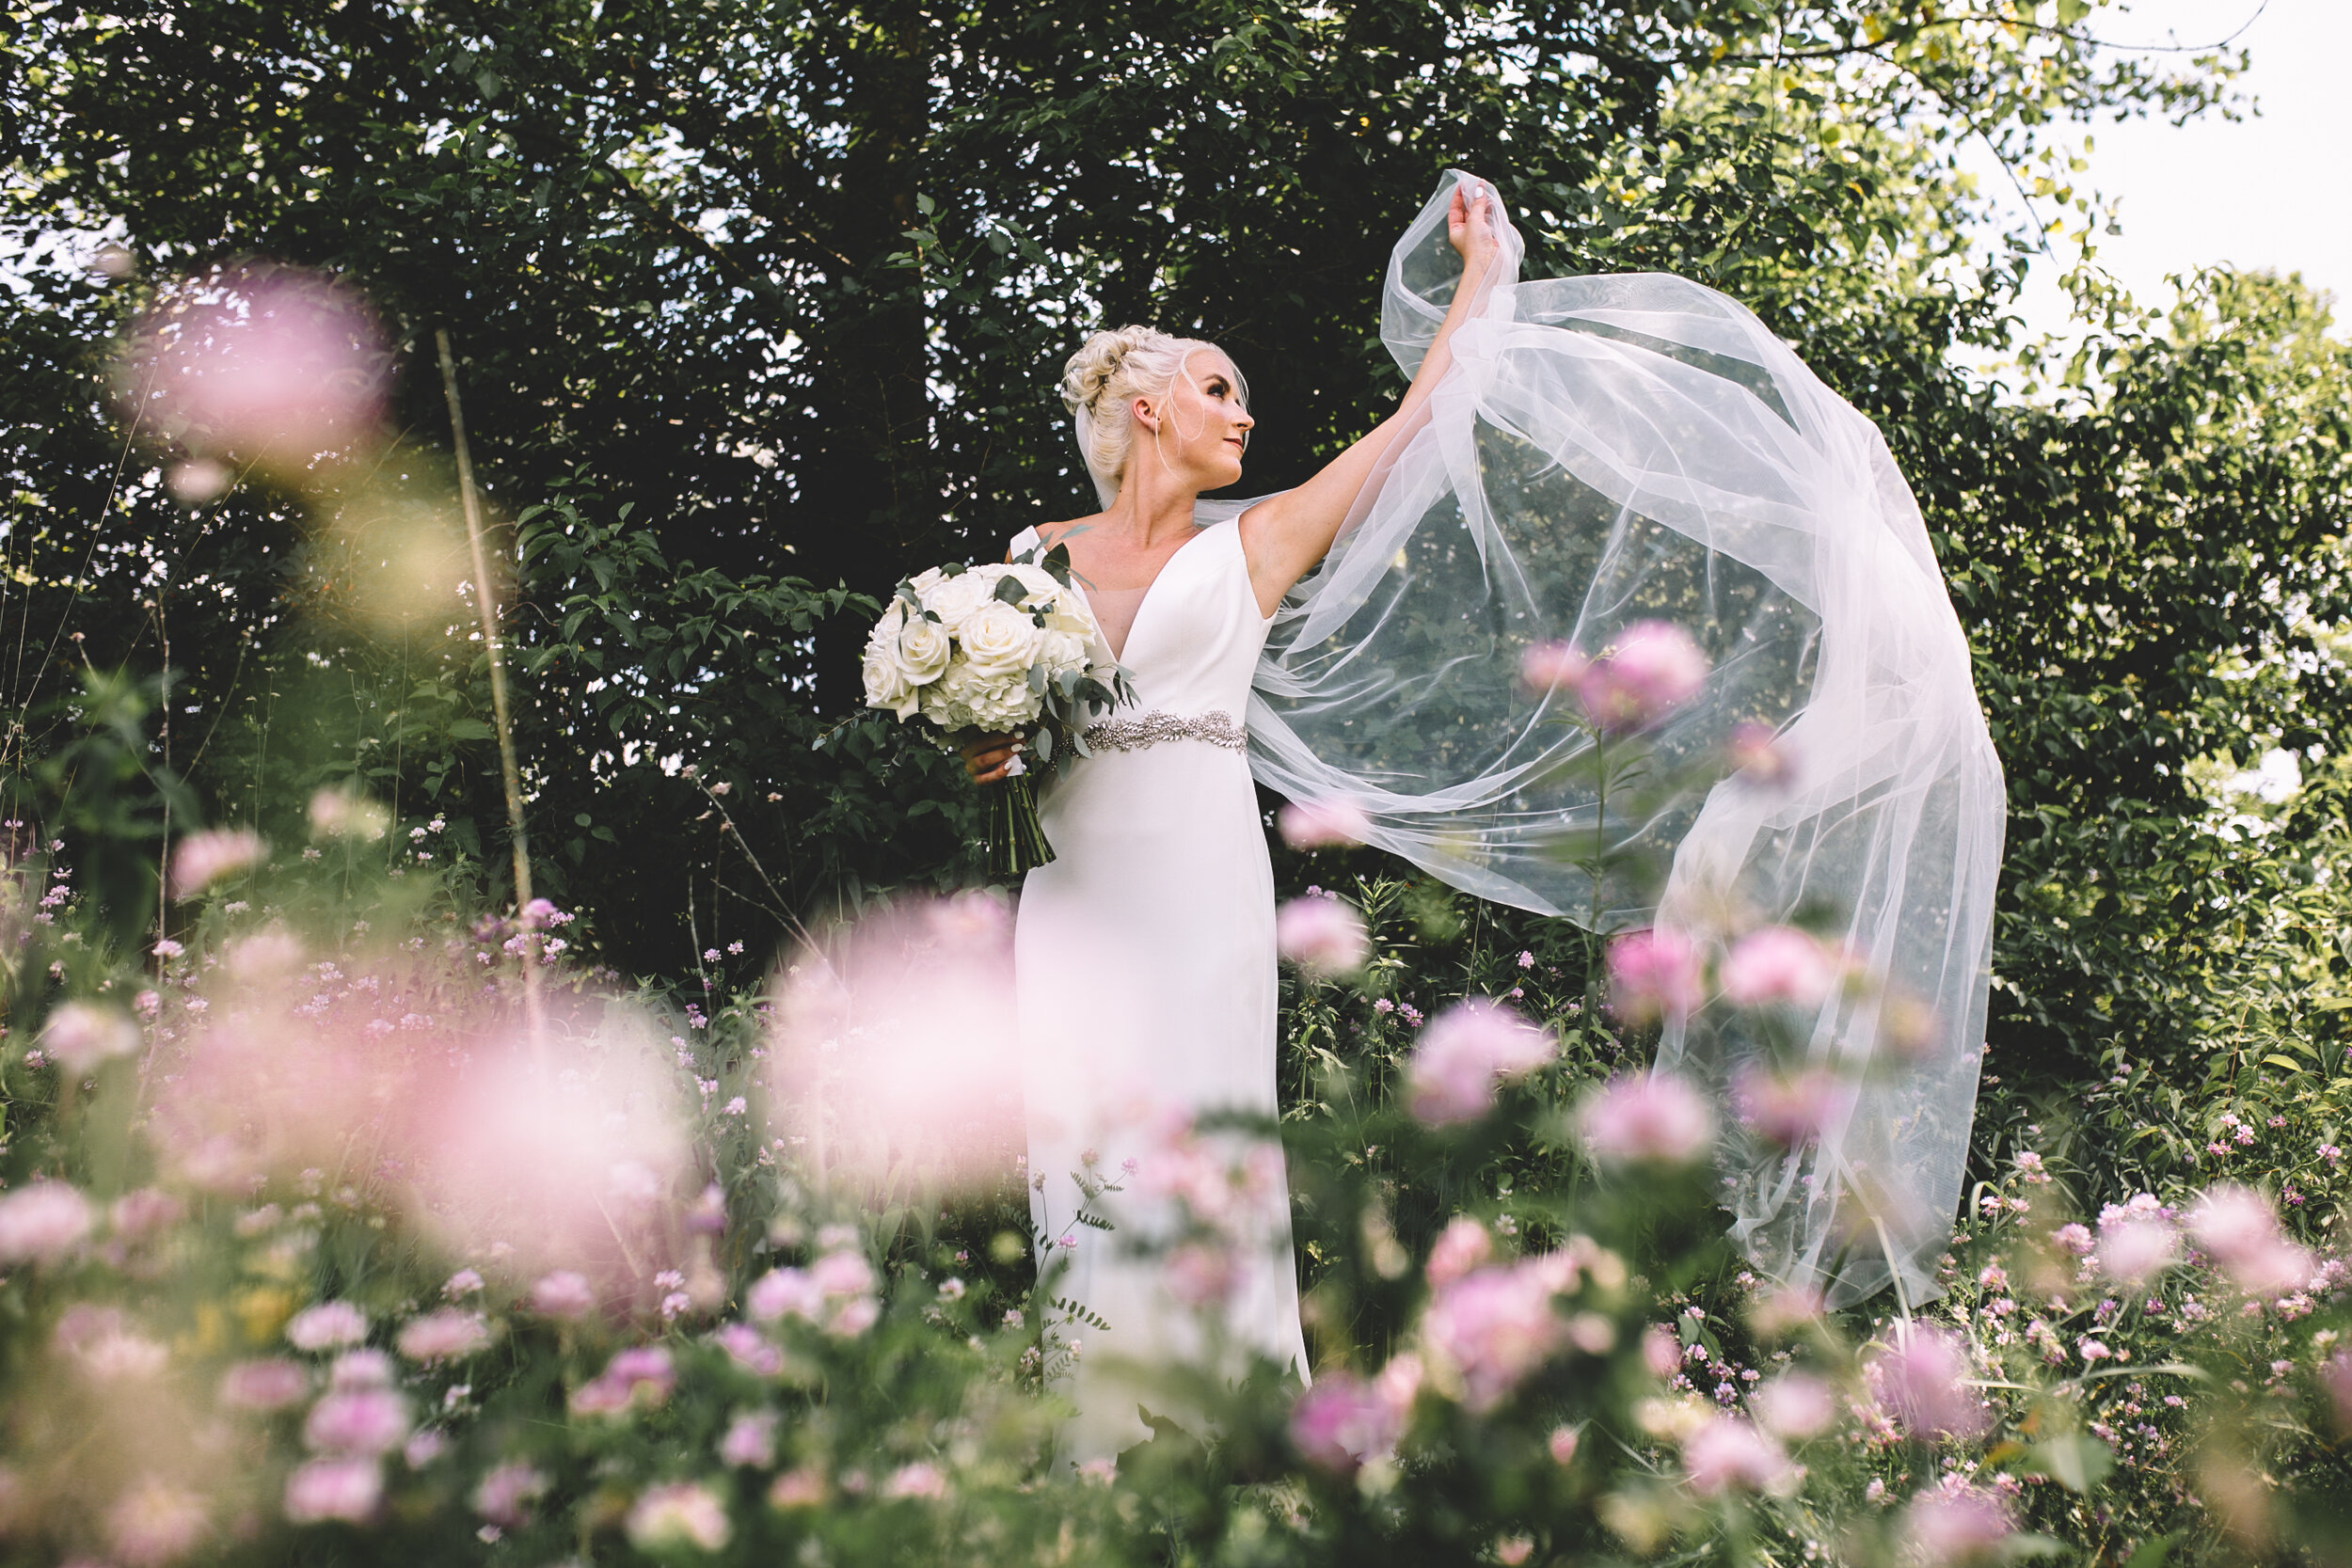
[1009,515,1311,1461]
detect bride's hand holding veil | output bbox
[1234,178,1502,612]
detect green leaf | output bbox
[2025,1433,2114,1494]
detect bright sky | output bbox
[1993,0,2351,343]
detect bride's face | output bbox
[1135,351,1252,492]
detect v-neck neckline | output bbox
[1080,520,1219,662]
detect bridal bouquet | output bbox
[861,540,1130,879]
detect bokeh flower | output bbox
[1404,1000,1552,1125]
[1288,1370,1404,1473]
[394,1309,491,1364]
[626,1481,733,1551]
[1865,1323,1989,1441]
[472,1462,548,1529]
[1570,621,1709,735]
[1720,926,1837,1009]
[285,1302,368,1352]
[283,1458,382,1524]
[40,1003,139,1073]
[1731,1065,1846,1149]
[1278,797,1373,849]
[219,1357,310,1412]
[2187,1184,2314,1297]
[1749,1370,1838,1440]
[0,1181,93,1266]
[1899,1481,2013,1565]
[1276,894,1370,978]
[1680,1415,1792,1496]
[1576,1072,1715,1169]
[106,1478,209,1567]
[167,829,265,899]
[1604,927,1701,1025]
[1425,1216,1494,1288]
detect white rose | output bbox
[994,563,1062,610]
[921,570,994,627]
[1038,629,1089,675]
[896,614,952,684]
[957,598,1043,679]
[863,645,918,719]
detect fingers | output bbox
[961,735,1023,784]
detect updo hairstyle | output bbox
[1059,325,1245,505]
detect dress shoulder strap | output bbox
[1006,525,1041,561]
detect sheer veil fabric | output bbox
[1217,173,2003,1307]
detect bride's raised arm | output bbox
[1236,178,1502,613]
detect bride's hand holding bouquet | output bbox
[860,539,1130,879]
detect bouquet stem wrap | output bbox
[986,771,1055,880]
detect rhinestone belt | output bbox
[1081,709,1248,754]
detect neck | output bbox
[1101,464,1202,546]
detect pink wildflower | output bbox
[119,266,389,483]
[882,1463,948,1500]
[1276,894,1369,978]
[1604,927,1702,1025]
[283,1458,382,1525]
[571,1345,675,1417]
[1570,621,1709,735]
[0,1180,92,1265]
[2096,1215,2180,1286]
[1749,1370,1837,1440]
[626,1481,733,1551]
[1164,1243,1238,1307]
[1899,1483,2013,1565]
[1422,1261,1565,1412]
[167,828,266,899]
[304,1388,409,1456]
[1404,1000,1553,1125]
[528,1270,596,1321]
[1425,1216,1494,1288]
[285,1302,368,1352]
[1730,1065,1846,1149]
[1577,1071,1715,1168]
[219,1357,309,1411]
[1681,1415,1792,1496]
[1720,926,1837,1009]
[2188,1184,2314,1296]
[721,1411,778,1468]
[1288,1371,1403,1473]
[40,1002,140,1073]
[1548,1425,1581,1465]
[1278,798,1373,849]
[471,1462,548,1528]
[394,1309,491,1364]
[106,1477,209,1566]
[1865,1323,1989,1441]
[1728,721,1795,788]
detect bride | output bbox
[962,180,1505,1462]
[963,171,2000,1455]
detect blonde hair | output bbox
[1059,325,1245,506]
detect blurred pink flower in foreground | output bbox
[1425,1216,1493,1288]
[106,1478,209,1567]
[285,1303,368,1353]
[1749,1370,1838,1440]
[1164,1243,1238,1307]
[882,1463,948,1501]
[2187,1184,2314,1297]
[1288,1370,1406,1473]
[1276,894,1370,978]
[2096,1214,2181,1287]
[304,1388,410,1456]
[1577,1072,1715,1169]
[472,1463,549,1529]
[0,1181,93,1266]
[626,1481,733,1552]
[1405,1000,1553,1125]
[1422,1257,1576,1412]
[1900,1481,2013,1565]
[1681,1415,1792,1496]
[571,1346,675,1418]
[1720,926,1837,1009]
[1728,721,1795,788]
[220,1358,309,1412]
[40,1002,139,1073]
[119,266,389,484]
[1731,1064,1847,1150]
[720,1412,779,1468]
[1604,927,1701,1025]
[1278,797,1373,849]
[768,891,1024,1191]
[394,1309,491,1364]
[283,1458,382,1524]
[745,1241,881,1338]
[1526,622,1708,736]
[167,828,265,899]
[530,1271,597,1321]
[1865,1323,1989,1441]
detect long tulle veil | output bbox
[1207,172,2004,1308]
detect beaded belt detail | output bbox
[1082,709,1248,754]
